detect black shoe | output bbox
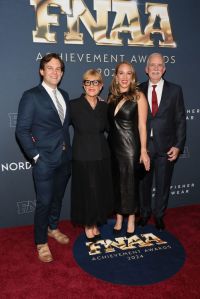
[126,230,135,238]
[113,228,122,236]
[155,218,165,231]
[95,233,101,240]
[85,235,97,243]
[137,217,149,227]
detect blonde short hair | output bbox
[82,69,103,84]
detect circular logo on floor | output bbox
[73,219,186,285]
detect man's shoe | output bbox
[137,217,149,227]
[155,218,165,231]
[48,228,70,245]
[37,243,53,263]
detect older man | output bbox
[138,53,186,231]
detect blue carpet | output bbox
[73,219,186,285]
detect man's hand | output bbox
[167,147,180,161]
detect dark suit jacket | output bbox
[16,84,72,164]
[139,80,186,154]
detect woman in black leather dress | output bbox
[108,61,150,236]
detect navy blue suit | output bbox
[16,84,71,244]
[139,80,186,219]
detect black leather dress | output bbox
[108,99,140,214]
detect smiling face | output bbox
[145,54,166,84]
[83,75,103,99]
[40,58,63,89]
[116,63,133,93]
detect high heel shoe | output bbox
[126,230,135,238]
[85,229,97,242]
[85,235,97,243]
[95,233,101,240]
[113,214,123,236]
[113,228,122,235]
[93,226,101,240]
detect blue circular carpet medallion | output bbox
[73,219,186,285]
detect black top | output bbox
[70,94,110,161]
[108,99,140,161]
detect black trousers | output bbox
[139,139,174,219]
[32,151,71,244]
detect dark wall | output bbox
[0,0,199,227]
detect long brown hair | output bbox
[108,61,139,103]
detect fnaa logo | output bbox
[73,220,185,285]
[8,113,18,128]
[30,0,176,47]
[180,146,190,158]
[86,232,168,258]
[17,200,36,215]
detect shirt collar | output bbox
[42,81,57,93]
[149,78,164,88]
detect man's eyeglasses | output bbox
[83,80,100,86]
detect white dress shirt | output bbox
[42,81,66,117]
[147,78,164,137]
[147,78,164,112]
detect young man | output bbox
[16,53,71,262]
[138,53,186,231]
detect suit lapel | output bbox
[142,81,152,115]
[39,84,69,125]
[38,84,60,117]
[156,80,169,116]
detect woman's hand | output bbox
[140,151,150,171]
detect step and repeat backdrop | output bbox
[0,0,199,227]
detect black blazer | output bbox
[139,80,186,154]
[70,94,110,161]
[16,84,72,164]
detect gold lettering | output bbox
[31,0,70,43]
[64,0,111,44]
[104,238,129,253]
[110,0,144,46]
[140,233,167,247]
[86,242,101,255]
[127,235,150,248]
[143,3,176,47]
[30,0,176,47]
[86,233,167,255]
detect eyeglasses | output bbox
[83,80,100,86]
